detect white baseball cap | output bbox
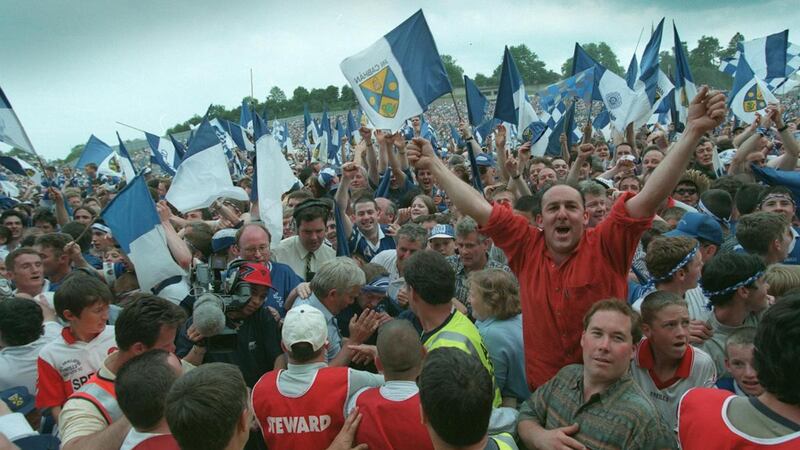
[282,305,328,351]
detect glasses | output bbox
[242,245,269,257]
[674,188,697,196]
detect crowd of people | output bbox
[0,84,799,450]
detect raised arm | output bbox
[360,127,380,186]
[766,104,799,171]
[407,138,492,225]
[335,163,356,239]
[626,86,727,218]
[157,200,193,270]
[494,125,509,182]
[566,144,594,186]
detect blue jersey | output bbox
[263,261,303,317]
[349,224,396,262]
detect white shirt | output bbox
[272,235,335,281]
[0,322,62,393]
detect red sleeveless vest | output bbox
[679,388,800,449]
[252,366,350,450]
[355,387,434,450]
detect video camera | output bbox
[190,258,253,353]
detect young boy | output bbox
[35,272,117,422]
[715,327,764,397]
[631,291,717,430]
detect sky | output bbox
[0,0,797,160]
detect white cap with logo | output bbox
[282,305,328,351]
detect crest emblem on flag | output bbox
[743,84,766,113]
[359,66,399,118]
[605,92,623,110]
[108,156,120,173]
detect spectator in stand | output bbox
[715,327,763,397]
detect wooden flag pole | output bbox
[115,121,149,134]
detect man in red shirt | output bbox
[407,87,727,389]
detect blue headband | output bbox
[696,200,730,228]
[362,276,390,294]
[702,270,765,309]
[646,244,700,289]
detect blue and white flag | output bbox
[335,117,348,163]
[75,135,114,170]
[102,175,186,293]
[240,99,254,132]
[673,22,697,125]
[572,43,640,131]
[495,46,540,144]
[739,30,792,80]
[728,57,777,124]
[0,156,40,183]
[719,57,738,76]
[535,101,575,157]
[340,10,451,131]
[165,119,248,213]
[538,67,595,112]
[719,31,800,93]
[625,54,638,89]
[449,124,465,148]
[637,70,674,128]
[304,105,321,159]
[592,109,613,141]
[169,134,187,161]
[346,110,360,145]
[464,75,489,127]
[146,132,180,176]
[227,121,255,153]
[636,19,665,106]
[419,114,439,149]
[0,87,36,154]
[254,130,299,244]
[115,132,137,181]
[319,109,334,165]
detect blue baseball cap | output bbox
[429,224,455,240]
[664,212,723,246]
[474,153,495,167]
[1,387,35,414]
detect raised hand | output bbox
[686,86,727,136]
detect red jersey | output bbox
[481,193,651,388]
[252,366,349,450]
[355,387,434,450]
[679,388,800,449]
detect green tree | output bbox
[267,86,286,103]
[473,73,493,87]
[63,144,85,164]
[292,86,310,105]
[720,32,744,60]
[689,36,721,69]
[560,42,624,77]
[340,85,356,105]
[491,44,559,86]
[441,54,465,87]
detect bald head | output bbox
[376,320,424,380]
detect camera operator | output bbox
[175,262,283,388]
